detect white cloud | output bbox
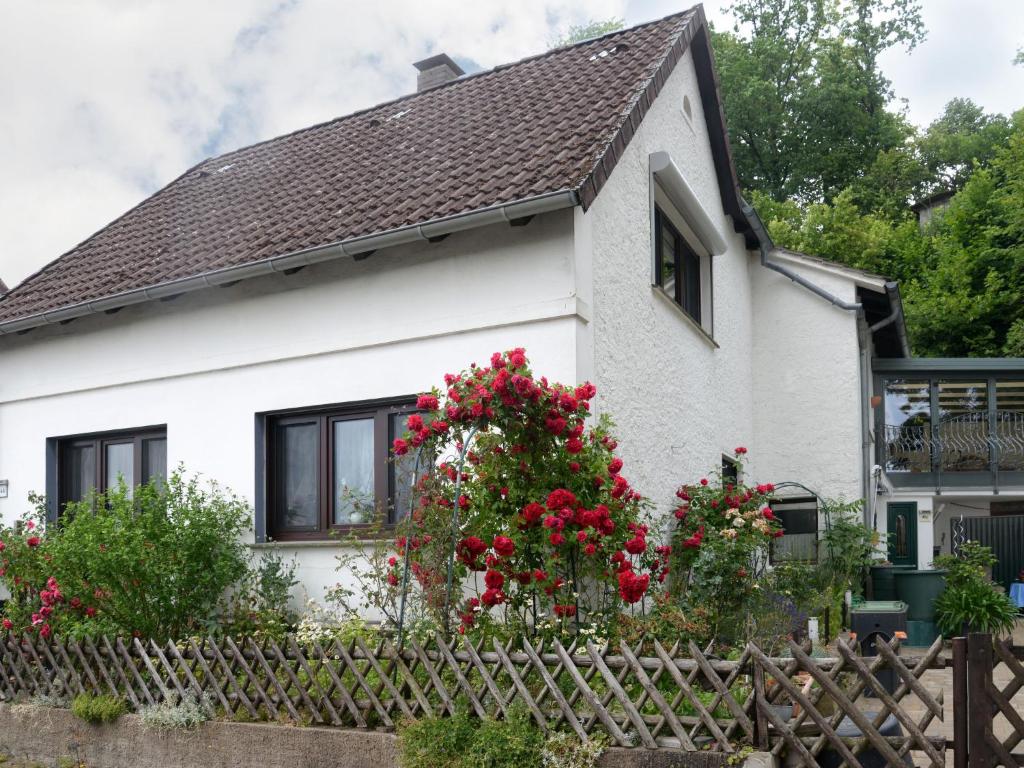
[0,0,625,288]
[3,0,1023,289]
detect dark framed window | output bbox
[721,455,739,486]
[56,427,167,512]
[769,496,819,564]
[654,206,702,323]
[265,399,419,540]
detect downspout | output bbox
[741,198,874,526]
[868,281,912,358]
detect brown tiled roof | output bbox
[0,5,745,329]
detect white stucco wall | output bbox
[0,211,581,610]
[750,253,866,503]
[582,47,870,525]
[582,48,757,522]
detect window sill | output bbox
[250,540,347,550]
[652,287,719,349]
[252,528,398,548]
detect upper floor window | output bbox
[653,196,713,335]
[57,427,167,512]
[265,399,419,540]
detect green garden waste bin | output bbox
[869,565,913,601]
[893,569,946,621]
[893,569,946,646]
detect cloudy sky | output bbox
[1,0,1022,289]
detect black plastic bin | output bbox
[818,713,913,767]
[849,600,908,696]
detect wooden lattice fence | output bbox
[954,633,1024,768]
[0,632,947,767]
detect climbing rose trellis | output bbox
[390,349,659,636]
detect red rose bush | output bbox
[390,349,656,637]
[667,449,784,633]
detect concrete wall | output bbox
[0,211,581,608]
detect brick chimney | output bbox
[413,53,465,92]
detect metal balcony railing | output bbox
[884,412,1024,477]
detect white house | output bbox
[6,6,987,611]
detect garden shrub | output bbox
[463,707,545,768]
[541,731,607,768]
[397,711,476,768]
[668,449,782,642]
[934,542,1018,637]
[0,470,252,640]
[391,348,657,640]
[71,693,126,724]
[139,694,211,730]
[219,551,299,640]
[397,707,544,768]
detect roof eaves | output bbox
[0,188,578,337]
[773,247,891,286]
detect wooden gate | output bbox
[953,633,1024,768]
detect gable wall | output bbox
[581,48,757,521]
[581,47,867,523]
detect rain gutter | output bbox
[0,189,579,336]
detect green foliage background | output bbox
[711,0,1024,357]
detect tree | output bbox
[713,0,924,202]
[915,98,1013,192]
[758,113,1024,357]
[903,114,1024,357]
[550,18,624,48]
[846,99,1011,219]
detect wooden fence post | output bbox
[952,636,968,768]
[752,657,769,751]
[967,633,995,768]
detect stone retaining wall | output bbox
[0,703,746,768]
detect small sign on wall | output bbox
[0,480,7,499]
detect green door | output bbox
[887,502,918,567]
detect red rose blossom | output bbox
[492,536,515,557]
[416,394,439,410]
[26,537,40,548]
[546,488,576,510]
[484,570,505,589]
[481,587,506,606]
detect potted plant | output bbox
[934,543,1018,637]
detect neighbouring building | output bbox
[1,6,1020,611]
